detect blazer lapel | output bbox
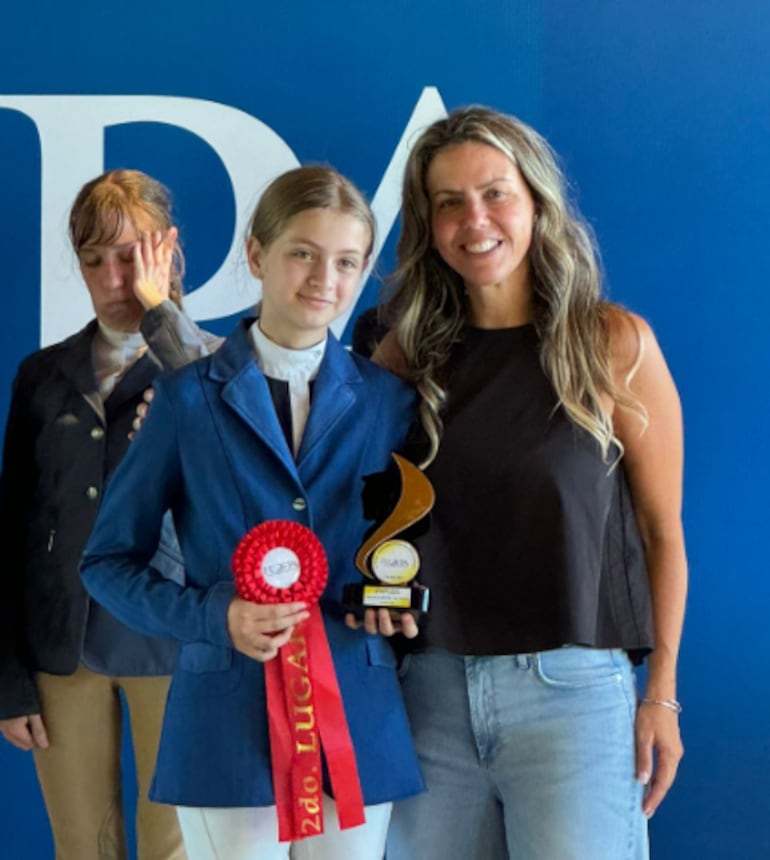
[209,320,297,476]
[107,353,160,413]
[298,335,360,463]
[56,320,105,423]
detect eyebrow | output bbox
[430,177,515,196]
[287,236,365,256]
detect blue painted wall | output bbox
[0,2,767,857]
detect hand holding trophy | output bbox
[343,454,434,624]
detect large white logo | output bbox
[0,89,447,346]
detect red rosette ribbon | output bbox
[232,520,365,842]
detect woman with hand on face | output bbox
[0,169,214,860]
[368,107,687,860]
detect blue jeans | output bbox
[387,647,648,860]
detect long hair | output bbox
[69,169,185,307]
[385,106,645,466]
[248,166,375,256]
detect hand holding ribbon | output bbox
[232,520,365,842]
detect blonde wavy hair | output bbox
[385,106,645,467]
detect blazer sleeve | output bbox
[80,376,233,648]
[0,367,42,718]
[140,300,223,371]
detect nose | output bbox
[103,257,126,289]
[461,197,489,229]
[307,257,335,291]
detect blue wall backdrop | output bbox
[0,1,767,857]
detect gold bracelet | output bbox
[640,697,682,714]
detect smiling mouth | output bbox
[298,294,334,306]
[463,239,502,254]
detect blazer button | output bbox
[85,486,99,500]
[90,426,105,440]
[291,497,307,512]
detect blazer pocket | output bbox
[54,412,80,426]
[365,636,397,669]
[171,642,243,700]
[179,641,233,672]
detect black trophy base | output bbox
[342,582,430,619]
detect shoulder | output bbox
[13,323,94,384]
[604,303,660,387]
[348,350,414,398]
[605,304,680,443]
[370,331,413,383]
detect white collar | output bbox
[96,321,146,353]
[249,321,326,383]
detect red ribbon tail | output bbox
[307,607,366,830]
[265,658,296,842]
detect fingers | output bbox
[347,608,419,638]
[131,388,156,436]
[641,732,683,818]
[635,704,684,818]
[399,612,419,639]
[364,608,385,635]
[0,724,34,750]
[165,225,179,251]
[28,714,49,749]
[635,725,653,789]
[132,240,146,286]
[132,400,149,432]
[251,625,296,663]
[255,602,310,632]
[132,229,175,307]
[0,716,42,751]
[227,598,310,662]
[643,759,677,818]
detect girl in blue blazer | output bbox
[81,167,424,860]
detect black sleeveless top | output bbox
[413,324,653,662]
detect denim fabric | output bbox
[387,647,648,860]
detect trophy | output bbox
[343,453,434,617]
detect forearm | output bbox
[141,300,222,371]
[642,531,688,700]
[80,551,234,647]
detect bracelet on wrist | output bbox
[640,697,682,714]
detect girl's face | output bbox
[247,207,370,349]
[77,213,151,332]
[426,141,536,300]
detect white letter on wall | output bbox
[0,89,446,346]
[0,96,299,345]
[331,86,448,337]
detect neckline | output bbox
[466,322,536,335]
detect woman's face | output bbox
[77,215,150,332]
[426,141,536,298]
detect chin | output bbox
[109,316,142,332]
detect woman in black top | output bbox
[360,107,686,860]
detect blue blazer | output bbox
[81,320,424,807]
